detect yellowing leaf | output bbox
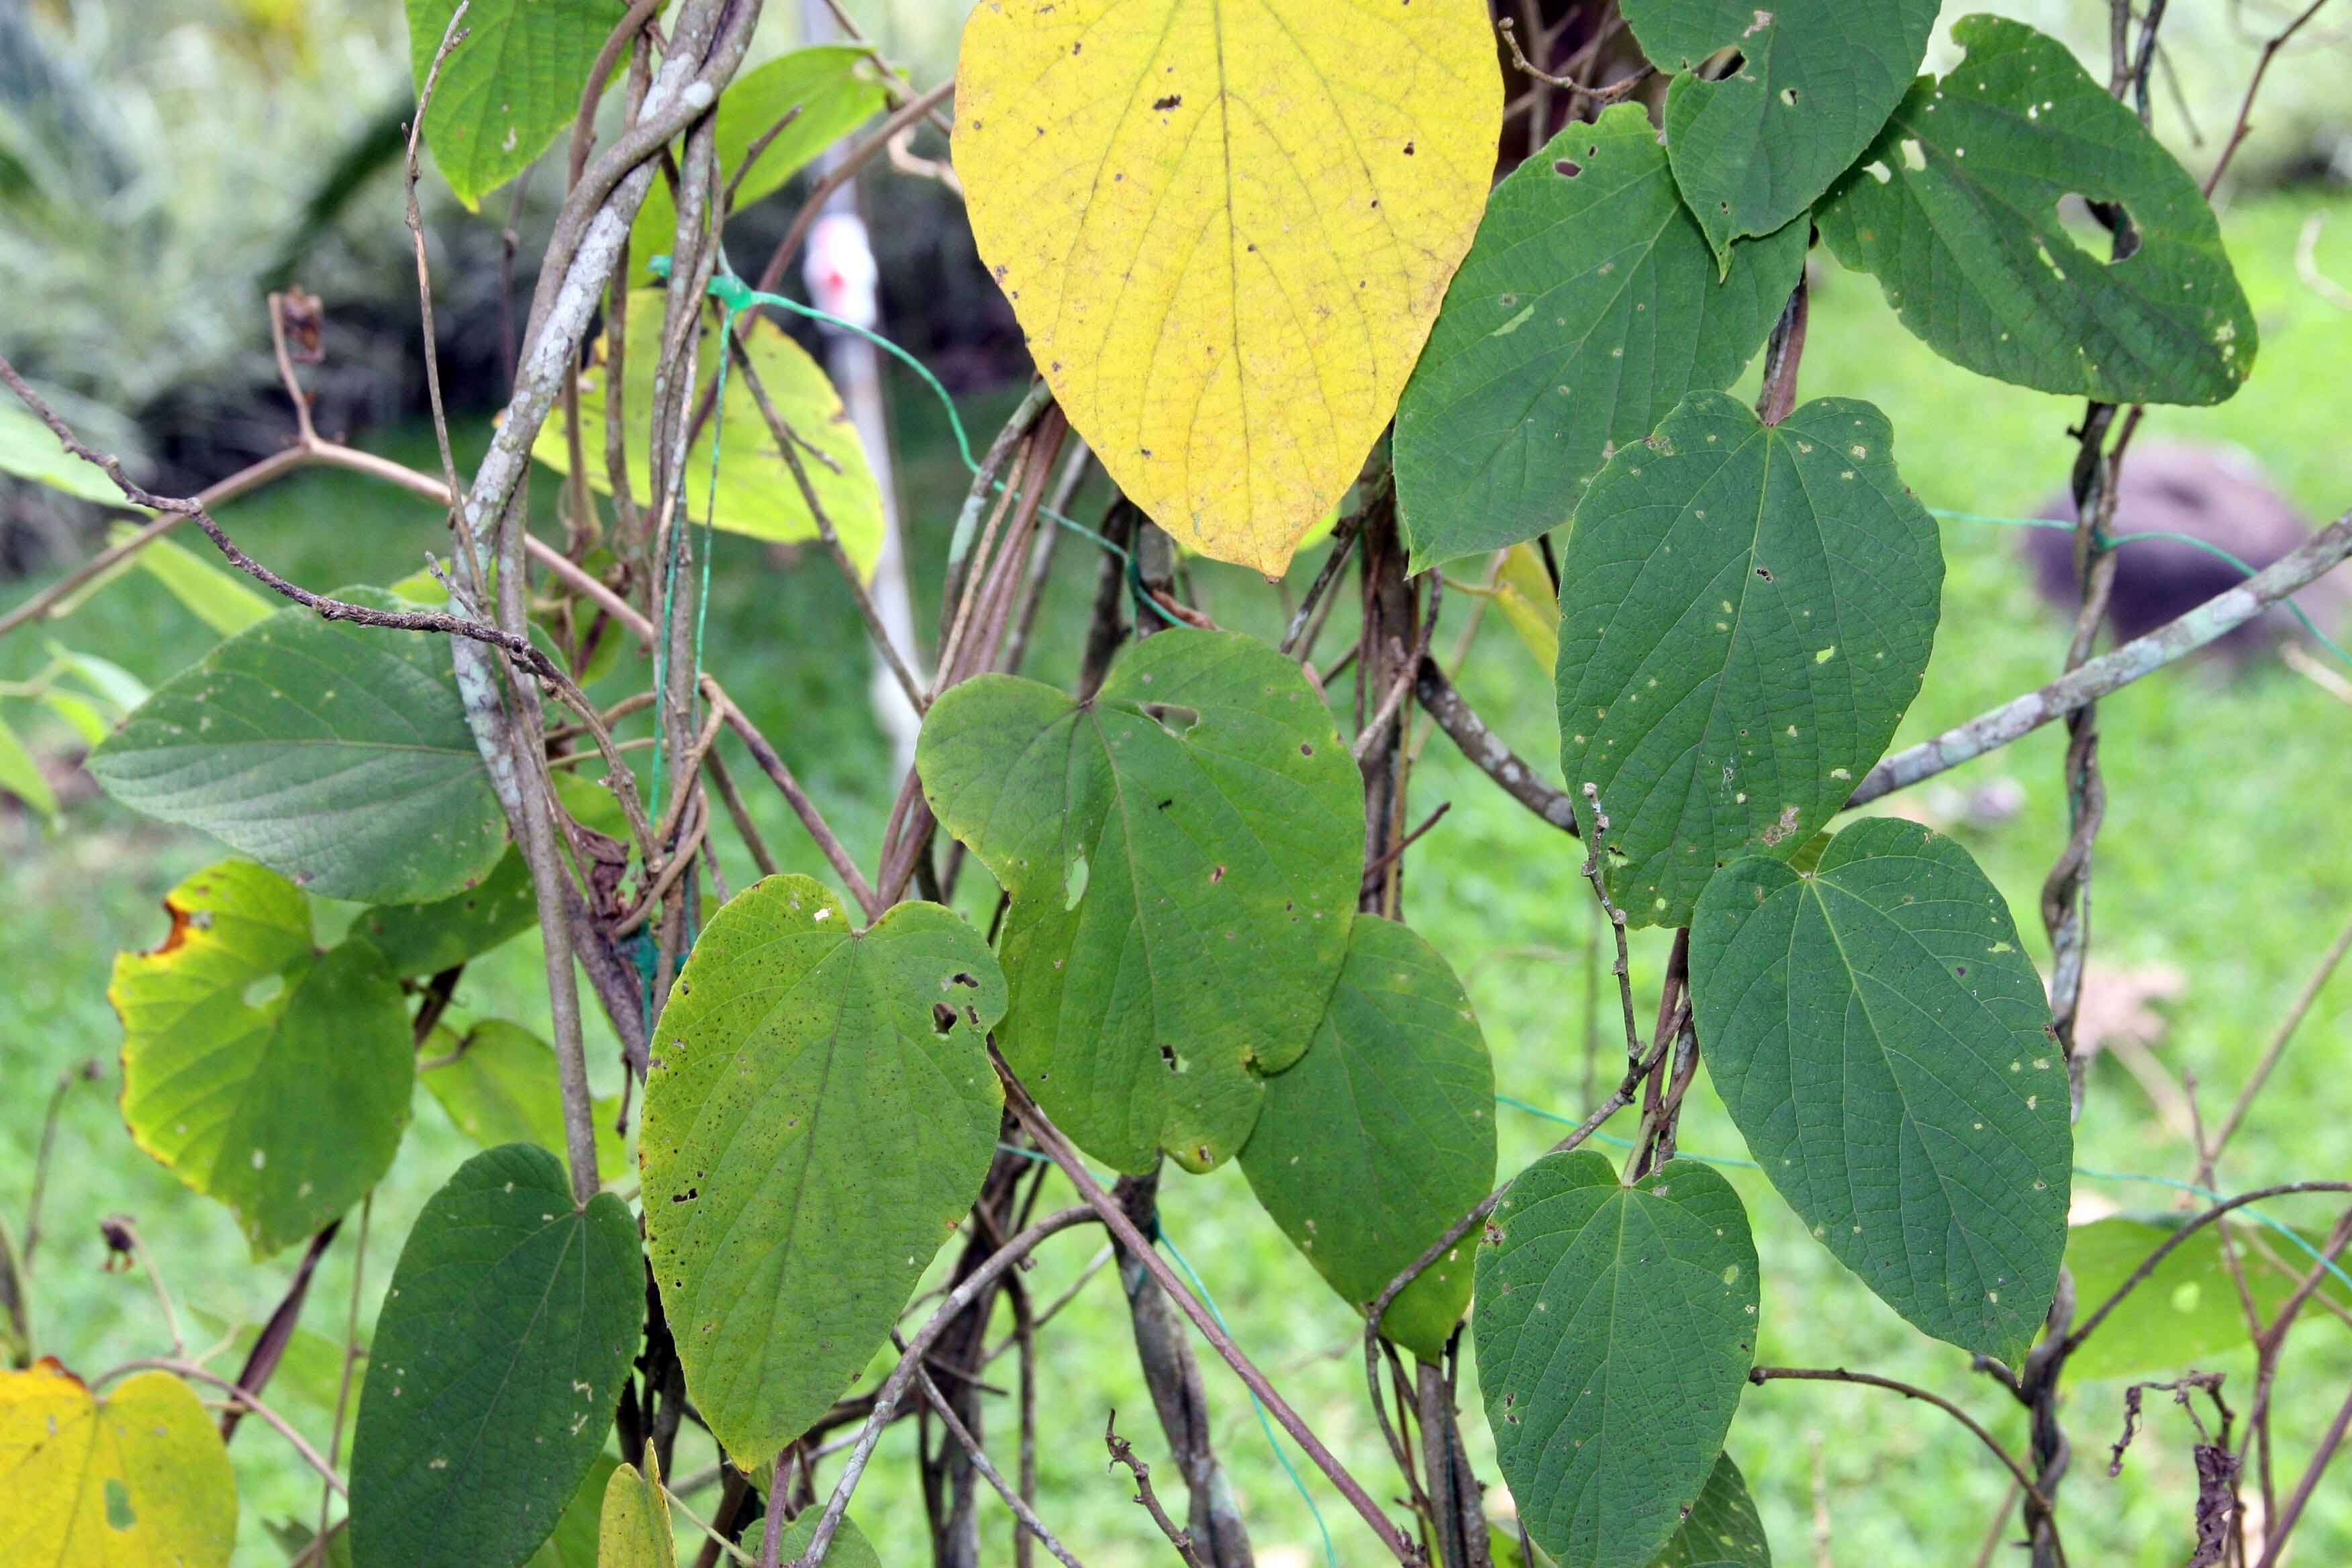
[955,0,1501,576]
[0,1360,237,1568]
[597,1448,675,1568]
[534,291,884,578]
[1450,544,1558,673]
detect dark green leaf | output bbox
[2064,1214,2352,1381]
[1555,393,1941,927]
[918,628,1364,1173]
[1815,15,2256,405]
[349,1144,640,1568]
[524,1454,619,1568]
[630,46,887,255]
[1621,0,1939,262]
[87,590,507,904]
[357,848,538,977]
[405,0,625,209]
[1474,1150,1759,1568]
[112,859,413,1257]
[1239,916,1497,1361]
[1691,817,2071,1360]
[642,875,1007,1465]
[1395,106,1805,569]
[1651,1452,1771,1567]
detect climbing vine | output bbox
[3,2,2349,1567]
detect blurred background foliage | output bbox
[2,3,2350,1567]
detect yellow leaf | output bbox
[597,1446,675,1568]
[0,1360,236,1568]
[1449,542,1558,672]
[532,291,884,579]
[955,0,1500,577]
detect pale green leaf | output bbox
[349,1144,640,1568]
[2063,1215,2352,1381]
[1473,1150,1759,1568]
[40,689,109,748]
[356,848,538,977]
[0,712,57,826]
[642,875,1007,1464]
[1622,0,1939,262]
[769,1513,880,1568]
[1815,15,2256,405]
[0,1361,237,1568]
[87,589,507,904]
[422,1019,627,1175]
[110,523,274,636]
[1239,916,1496,1362]
[534,291,883,576]
[1690,818,2072,1361]
[630,46,886,256]
[1650,1452,1771,1567]
[918,628,1364,1173]
[405,0,624,209]
[0,402,121,502]
[111,860,413,1258]
[1554,392,1941,927]
[1395,106,1806,569]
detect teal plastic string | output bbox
[1491,1096,2352,1295]
[1930,507,2351,667]
[1157,1231,1340,1568]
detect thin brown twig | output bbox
[2199,904,2352,1185]
[1750,1366,2047,1506]
[1105,1412,1209,1568]
[896,1330,1087,1568]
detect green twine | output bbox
[1158,1231,1340,1568]
[1930,507,2352,667]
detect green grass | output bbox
[5,191,2351,1567]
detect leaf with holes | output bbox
[87,589,507,904]
[357,847,538,977]
[1394,106,1806,569]
[421,1020,627,1174]
[349,1144,640,1568]
[112,859,413,1258]
[1691,817,2072,1361]
[1474,1150,1759,1568]
[1651,1451,1772,1567]
[1239,916,1497,1361]
[533,291,883,577]
[918,628,1363,1173]
[1554,392,1940,928]
[955,0,1500,575]
[1620,0,1939,264]
[1815,15,2255,404]
[630,46,887,256]
[642,875,1006,1465]
[405,0,625,209]
[0,1361,237,1568]
[597,1449,675,1568]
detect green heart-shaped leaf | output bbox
[1816,15,2256,405]
[349,1144,640,1568]
[1395,105,1806,569]
[1555,393,1941,927]
[1239,916,1497,1361]
[88,590,507,905]
[1475,1150,1759,1568]
[1621,0,1940,262]
[406,0,624,209]
[918,628,1364,1173]
[112,860,413,1258]
[642,876,1006,1464]
[1690,817,2071,1361]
